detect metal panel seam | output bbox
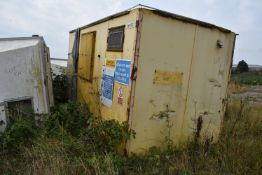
[180,25,198,138]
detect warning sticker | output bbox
[117,86,124,105]
[101,61,115,107]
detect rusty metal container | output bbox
[67,5,236,154]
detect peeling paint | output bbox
[153,70,183,85]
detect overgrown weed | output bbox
[0,100,261,175]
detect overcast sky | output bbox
[0,0,261,65]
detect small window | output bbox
[7,99,33,120]
[107,26,125,52]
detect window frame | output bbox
[107,25,125,52]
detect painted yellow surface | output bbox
[68,8,236,154]
[127,9,236,154]
[78,32,95,81]
[180,25,235,143]
[77,30,95,104]
[68,9,138,122]
[153,70,183,85]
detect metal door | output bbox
[77,32,97,104]
[78,32,96,81]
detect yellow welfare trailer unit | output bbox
[67,5,236,154]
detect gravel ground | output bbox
[229,85,262,105]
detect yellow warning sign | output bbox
[106,59,116,68]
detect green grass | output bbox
[0,101,261,175]
[231,71,262,85]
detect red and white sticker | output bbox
[117,86,124,105]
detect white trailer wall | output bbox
[0,38,53,132]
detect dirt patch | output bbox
[228,85,262,121]
[229,85,262,105]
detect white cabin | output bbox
[0,37,54,132]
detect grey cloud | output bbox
[0,0,261,64]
